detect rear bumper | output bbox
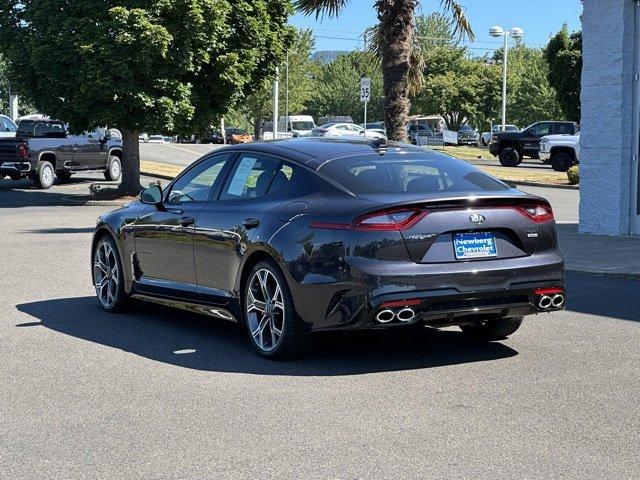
[0,161,32,175]
[304,252,564,331]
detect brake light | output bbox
[514,204,554,223]
[18,142,29,159]
[310,208,427,231]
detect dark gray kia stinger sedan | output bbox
[91,138,565,358]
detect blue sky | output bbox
[290,0,583,53]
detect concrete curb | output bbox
[61,195,131,207]
[503,180,579,190]
[565,268,640,280]
[140,171,175,181]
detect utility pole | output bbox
[272,66,279,139]
[8,86,18,122]
[285,51,289,134]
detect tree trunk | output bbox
[119,129,143,196]
[378,0,417,143]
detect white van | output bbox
[279,115,316,137]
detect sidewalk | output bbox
[558,224,640,278]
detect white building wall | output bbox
[580,0,637,234]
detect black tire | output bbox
[56,170,73,182]
[34,161,55,189]
[459,317,523,341]
[498,147,521,167]
[551,152,573,172]
[481,138,487,146]
[104,155,122,181]
[93,235,130,312]
[243,259,313,359]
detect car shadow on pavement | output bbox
[0,176,113,208]
[16,296,518,376]
[564,271,640,322]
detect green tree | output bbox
[0,0,293,194]
[544,25,582,122]
[233,29,318,138]
[504,44,563,128]
[411,13,499,130]
[413,57,501,130]
[306,51,383,124]
[295,0,473,142]
[0,54,36,117]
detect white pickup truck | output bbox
[539,132,580,172]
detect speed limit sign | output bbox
[360,76,371,103]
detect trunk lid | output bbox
[360,193,548,264]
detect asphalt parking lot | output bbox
[1,175,637,479]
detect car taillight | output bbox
[310,208,427,231]
[18,142,29,159]
[514,204,554,223]
[353,208,427,231]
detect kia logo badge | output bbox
[469,213,486,224]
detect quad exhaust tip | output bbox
[538,295,553,309]
[537,293,565,310]
[375,307,417,323]
[551,294,565,308]
[376,309,395,323]
[396,308,416,322]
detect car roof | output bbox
[213,137,430,169]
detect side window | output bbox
[167,153,232,203]
[335,125,349,131]
[555,123,575,135]
[221,154,293,200]
[1,117,16,132]
[529,123,551,137]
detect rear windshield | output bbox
[318,153,510,194]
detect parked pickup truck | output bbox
[489,120,578,167]
[0,118,122,189]
[480,124,519,146]
[539,133,580,172]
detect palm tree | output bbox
[295,0,473,142]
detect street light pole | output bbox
[490,26,523,131]
[272,66,279,139]
[501,31,509,132]
[285,51,289,134]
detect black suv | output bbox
[0,119,122,189]
[489,121,578,167]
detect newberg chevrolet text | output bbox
[91,138,565,358]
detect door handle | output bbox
[179,216,195,227]
[242,218,260,229]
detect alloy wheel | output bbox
[110,158,121,179]
[93,241,119,308]
[41,164,53,186]
[246,269,285,352]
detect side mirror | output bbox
[140,184,163,206]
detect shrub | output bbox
[567,166,579,185]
